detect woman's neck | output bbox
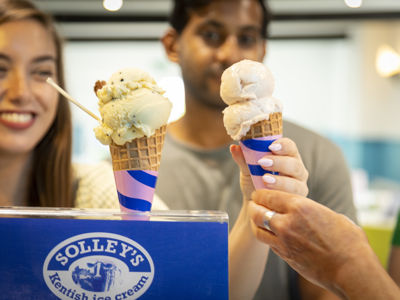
[168,95,232,149]
[0,152,32,206]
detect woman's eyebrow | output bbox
[32,55,56,64]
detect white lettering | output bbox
[119,243,133,258]
[105,240,118,254]
[77,241,91,254]
[65,245,79,258]
[130,255,144,267]
[92,239,104,252]
[55,252,68,266]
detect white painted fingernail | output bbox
[269,143,282,151]
[263,174,276,184]
[258,158,273,167]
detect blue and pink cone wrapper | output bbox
[239,112,283,190]
[109,125,167,217]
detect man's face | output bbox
[176,0,266,108]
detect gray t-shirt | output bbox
[157,120,356,299]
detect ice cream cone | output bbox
[109,125,167,215]
[239,112,283,189]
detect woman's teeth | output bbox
[0,112,33,123]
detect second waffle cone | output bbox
[241,112,282,140]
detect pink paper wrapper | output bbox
[239,135,282,189]
[113,169,158,220]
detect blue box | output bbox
[0,208,228,299]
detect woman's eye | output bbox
[32,69,54,80]
[0,66,8,79]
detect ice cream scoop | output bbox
[221,60,282,141]
[220,59,275,105]
[94,68,172,146]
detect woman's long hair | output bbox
[0,0,73,207]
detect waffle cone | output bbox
[109,125,167,171]
[242,112,282,140]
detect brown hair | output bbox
[169,0,272,39]
[0,0,73,207]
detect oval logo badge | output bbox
[43,232,154,300]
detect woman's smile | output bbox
[0,111,35,129]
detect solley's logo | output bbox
[43,232,154,300]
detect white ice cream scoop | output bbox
[220,59,275,106]
[220,59,282,140]
[94,68,172,145]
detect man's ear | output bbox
[161,28,180,63]
[260,40,267,61]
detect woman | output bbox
[0,0,167,210]
[0,0,75,207]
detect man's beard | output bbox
[183,64,230,110]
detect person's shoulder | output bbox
[283,119,342,154]
[73,160,114,178]
[284,120,329,143]
[73,161,118,209]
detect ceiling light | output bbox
[103,0,123,12]
[376,45,400,78]
[344,0,362,8]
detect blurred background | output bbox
[33,0,400,265]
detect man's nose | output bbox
[216,35,241,65]
[6,69,32,104]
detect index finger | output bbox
[251,189,300,213]
[269,138,302,160]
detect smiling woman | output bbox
[0,0,73,207]
[0,0,124,210]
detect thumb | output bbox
[230,144,250,176]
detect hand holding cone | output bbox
[239,112,282,189]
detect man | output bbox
[158,0,356,299]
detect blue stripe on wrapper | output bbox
[241,139,275,152]
[248,164,267,176]
[248,164,278,176]
[118,192,152,211]
[127,170,157,188]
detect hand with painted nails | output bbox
[231,137,309,200]
[228,137,308,300]
[248,189,400,300]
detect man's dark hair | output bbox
[168,0,272,39]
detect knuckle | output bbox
[292,163,302,178]
[293,180,308,197]
[303,168,309,181]
[289,197,303,213]
[272,215,288,233]
[286,138,298,154]
[302,185,309,197]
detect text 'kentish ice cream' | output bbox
[221,59,283,189]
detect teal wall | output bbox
[330,135,400,184]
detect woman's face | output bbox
[0,19,59,156]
